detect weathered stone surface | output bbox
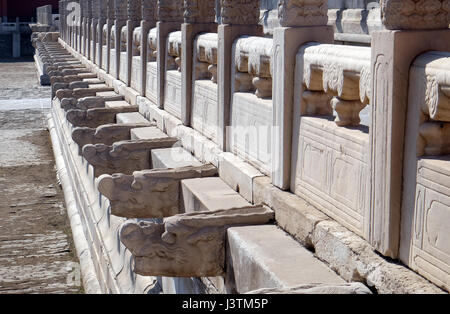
[72,123,151,149]
[246,282,371,294]
[66,106,139,127]
[82,137,180,176]
[120,205,274,277]
[117,112,151,124]
[151,147,201,169]
[97,164,217,218]
[184,0,216,23]
[218,152,264,203]
[380,0,450,30]
[227,224,346,293]
[181,177,250,213]
[278,0,328,27]
[131,126,168,140]
[220,0,260,25]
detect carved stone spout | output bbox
[66,106,138,128]
[120,205,274,277]
[82,137,180,176]
[97,164,217,218]
[72,123,151,151]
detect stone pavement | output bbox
[0,58,83,294]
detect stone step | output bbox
[95,91,124,101]
[88,83,109,89]
[181,177,250,213]
[227,224,346,293]
[116,112,150,124]
[82,78,103,84]
[131,126,168,141]
[105,100,131,109]
[151,147,201,169]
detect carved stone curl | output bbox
[66,106,139,128]
[184,0,216,23]
[234,36,273,98]
[72,123,151,151]
[120,205,274,277]
[82,137,180,176]
[220,0,260,25]
[380,0,450,30]
[97,164,217,218]
[56,86,114,100]
[278,0,328,27]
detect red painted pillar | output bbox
[1,0,8,21]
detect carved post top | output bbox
[128,0,143,21]
[380,0,450,30]
[184,0,216,23]
[85,0,93,18]
[277,0,328,27]
[91,0,100,19]
[220,0,260,25]
[115,0,128,22]
[142,0,157,23]
[99,0,108,19]
[158,0,184,22]
[107,0,115,19]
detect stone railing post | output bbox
[90,0,99,63]
[80,0,87,54]
[217,0,263,150]
[59,1,65,42]
[114,0,128,79]
[125,0,142,86]
[105,0,115,73]
[96,0,107,66]
[139,0,157,95]
[180,0,217,126]
[272,0,334,190]
[86,0,93,59]
[156,0,184,108]
[369,0,450,258]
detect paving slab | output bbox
[116,112,151,124]
[181,177,250,213]
[227,225,346,293]
[131,126,168,140]
[151,147,200,169]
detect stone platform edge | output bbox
[54,38,444,294]
[47,114,102,294]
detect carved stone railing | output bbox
[184,0,216,23]
[220,0,260,25]
[82,137,179,176]
[413,53,450,156]
[119,205,274,277]
[120,26,128,52]
[195,33,218,82]
[401,50,450,292]
[97,164,217,218]
[167,31,182,72]
[148,28,158,61]
[278,0,328,27]
[158,0,184,23]
[133,27,142,56]
[380,0,450,30]
[298,42,371,126]
[66,106,139,128]
[233,36,274,99]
